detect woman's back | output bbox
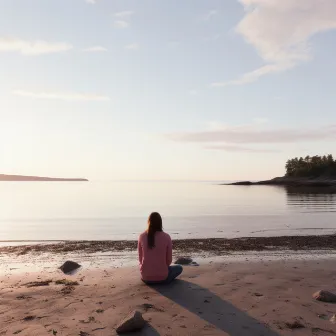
[138,231,172,282]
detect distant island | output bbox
[227,154,336,187]
[0,174,88,182]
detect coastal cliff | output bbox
[0,174,88,182]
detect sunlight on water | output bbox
[0,181,335,241]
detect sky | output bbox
[1,0,336,181]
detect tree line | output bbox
[285,155,336,177]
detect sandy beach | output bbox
[1,256,336,335]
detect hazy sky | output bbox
[1,0,336,180]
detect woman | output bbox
[138,212,183,284]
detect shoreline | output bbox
[0,173,88,181]
[1,234,335,256]
[226,176,336,187]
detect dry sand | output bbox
[1,259,336,335]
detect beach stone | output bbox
[175,257,193,265]
[59,261,81,274]
[285,321,305,329]
[313,290,336,303]
[116,311,146,334]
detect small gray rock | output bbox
[116,311,146,334]
[313,290,336,303]
[59,261,81,275]
[175,257,193,265]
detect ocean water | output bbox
[0,181,335,242]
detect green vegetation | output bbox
[285,155,336,177]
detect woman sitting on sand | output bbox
[138,212,183,284]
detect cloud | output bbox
[113,12,134,29]
[114,20,130,29]
[85,0,96,3]
[83,46,107,52]
[189,90,198,96]
[0,37,72,55]
[114,11,134,18]
[206,145,279,153]
[167,123,336,144]
[13,90,110,102]
[204,10,218,21]
[213,0,336,86]
[125,43,139,50]
[212,63,293,86]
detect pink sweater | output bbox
[138,231,172,281]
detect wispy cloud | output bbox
[206,145,279,153]
[114,11,134,18]
[125,43,139,50]
[0,37,72,55]
[113,11,134,29]
[212,63,292,86]
[167,123,336,145]
[204,10,218,21]
[83,46,107,52]
[189,90,198,96]
[114,20,130,29]
[212,0,336,86]
[85,0,96,3]
[13,90,110,102]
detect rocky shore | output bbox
[1,235,336,256]
[226,176,336,187]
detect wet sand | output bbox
[1,259,336,335]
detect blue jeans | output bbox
[143,265,183,285]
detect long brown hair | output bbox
[147,212,163,249]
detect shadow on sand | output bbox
[152,279,280,336]
[122,324,160,336]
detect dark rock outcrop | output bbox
[226,176,336,187]
[59,261,81,275]
[175,257,193,265]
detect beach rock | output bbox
[285,321,305,329]
[116,311,146,334]
[59,261,81,274]
[175,257,193,265]
[313,290,336,303]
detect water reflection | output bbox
[285,186,336,212]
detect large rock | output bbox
[175,257,193,265]
[59,261,81,275]
[116,311,146,334]
[313,290,336,303]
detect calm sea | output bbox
[0,181,335,242]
